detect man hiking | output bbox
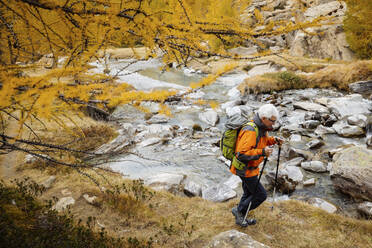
[231,104,283,227]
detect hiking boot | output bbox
[231,206,257,227]
[231,206,248,227]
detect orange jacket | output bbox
[230,115,277,178]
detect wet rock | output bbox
[301,161,327,173]
[348,80,372,95]
[357,202,372,218]
[304,178,316,186]
[199,110,219,126]
[306,139,325,149]
[289,134,302,142]
[293,101,329,113]
[205,229,270,248]
[52,197,75,211]
[367,116,372,147]
[281,166,304,184]
[305,112,321,121]
[347,114,367,128]
[319,113,338,127]
[331,146,372,201]
[144,173,185,194]
[326,94,371,119]
[314,125,336,136]
[202,183,237,202]
[300,120,320,129]
[288,147,312,160]
[282,157,305,167]
[267,166,303,193]
[332,121,365,137]
[308,197,337,214]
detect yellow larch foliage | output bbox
[0,0,328,152]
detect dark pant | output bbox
[237,175,267,215]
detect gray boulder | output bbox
[301,161,327,173]
[331,146,372,201]
[204,230,270,248]
[349,80,372,95]
[144,173,185,194]
[199,110,219,126]
[308,197,337,214]
[293,101,329,113]
[357,202,372,218]
[326,94,371,119]
[202,183,237,202]
[332,121,365,137]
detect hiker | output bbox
[231,104,283,227]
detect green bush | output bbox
[263,71,305,90]
[344,0,372,59]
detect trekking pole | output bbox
[243,156,268,224]
[271,146,281,211]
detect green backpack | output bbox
[220,115,258,170]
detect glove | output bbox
[275,137,284,146]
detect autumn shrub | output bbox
[0,178,134,248]
[344,0,372,59]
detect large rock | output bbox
[266,165,303,193]
[199,110,219,126]
[293,101,329,113]
[357,202,372,218]
[325,94,372,119]
[144,173,185,194]
[304,1,346,20]
[202,183,237,202]
[204,230,270,248]
[332,120,365,137]
[301,161,327,172]
[289,25,354,61]
[349,80,372,95]
[308,197,337,214]
[331,146,372,201]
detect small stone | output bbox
[83,194,98,204]
[52,197,75,211]
[42,176,56,189]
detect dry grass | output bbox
[7,165,372,248]
[305,60,372,90]
[238,60,372,94]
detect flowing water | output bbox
[102,58,368,215]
